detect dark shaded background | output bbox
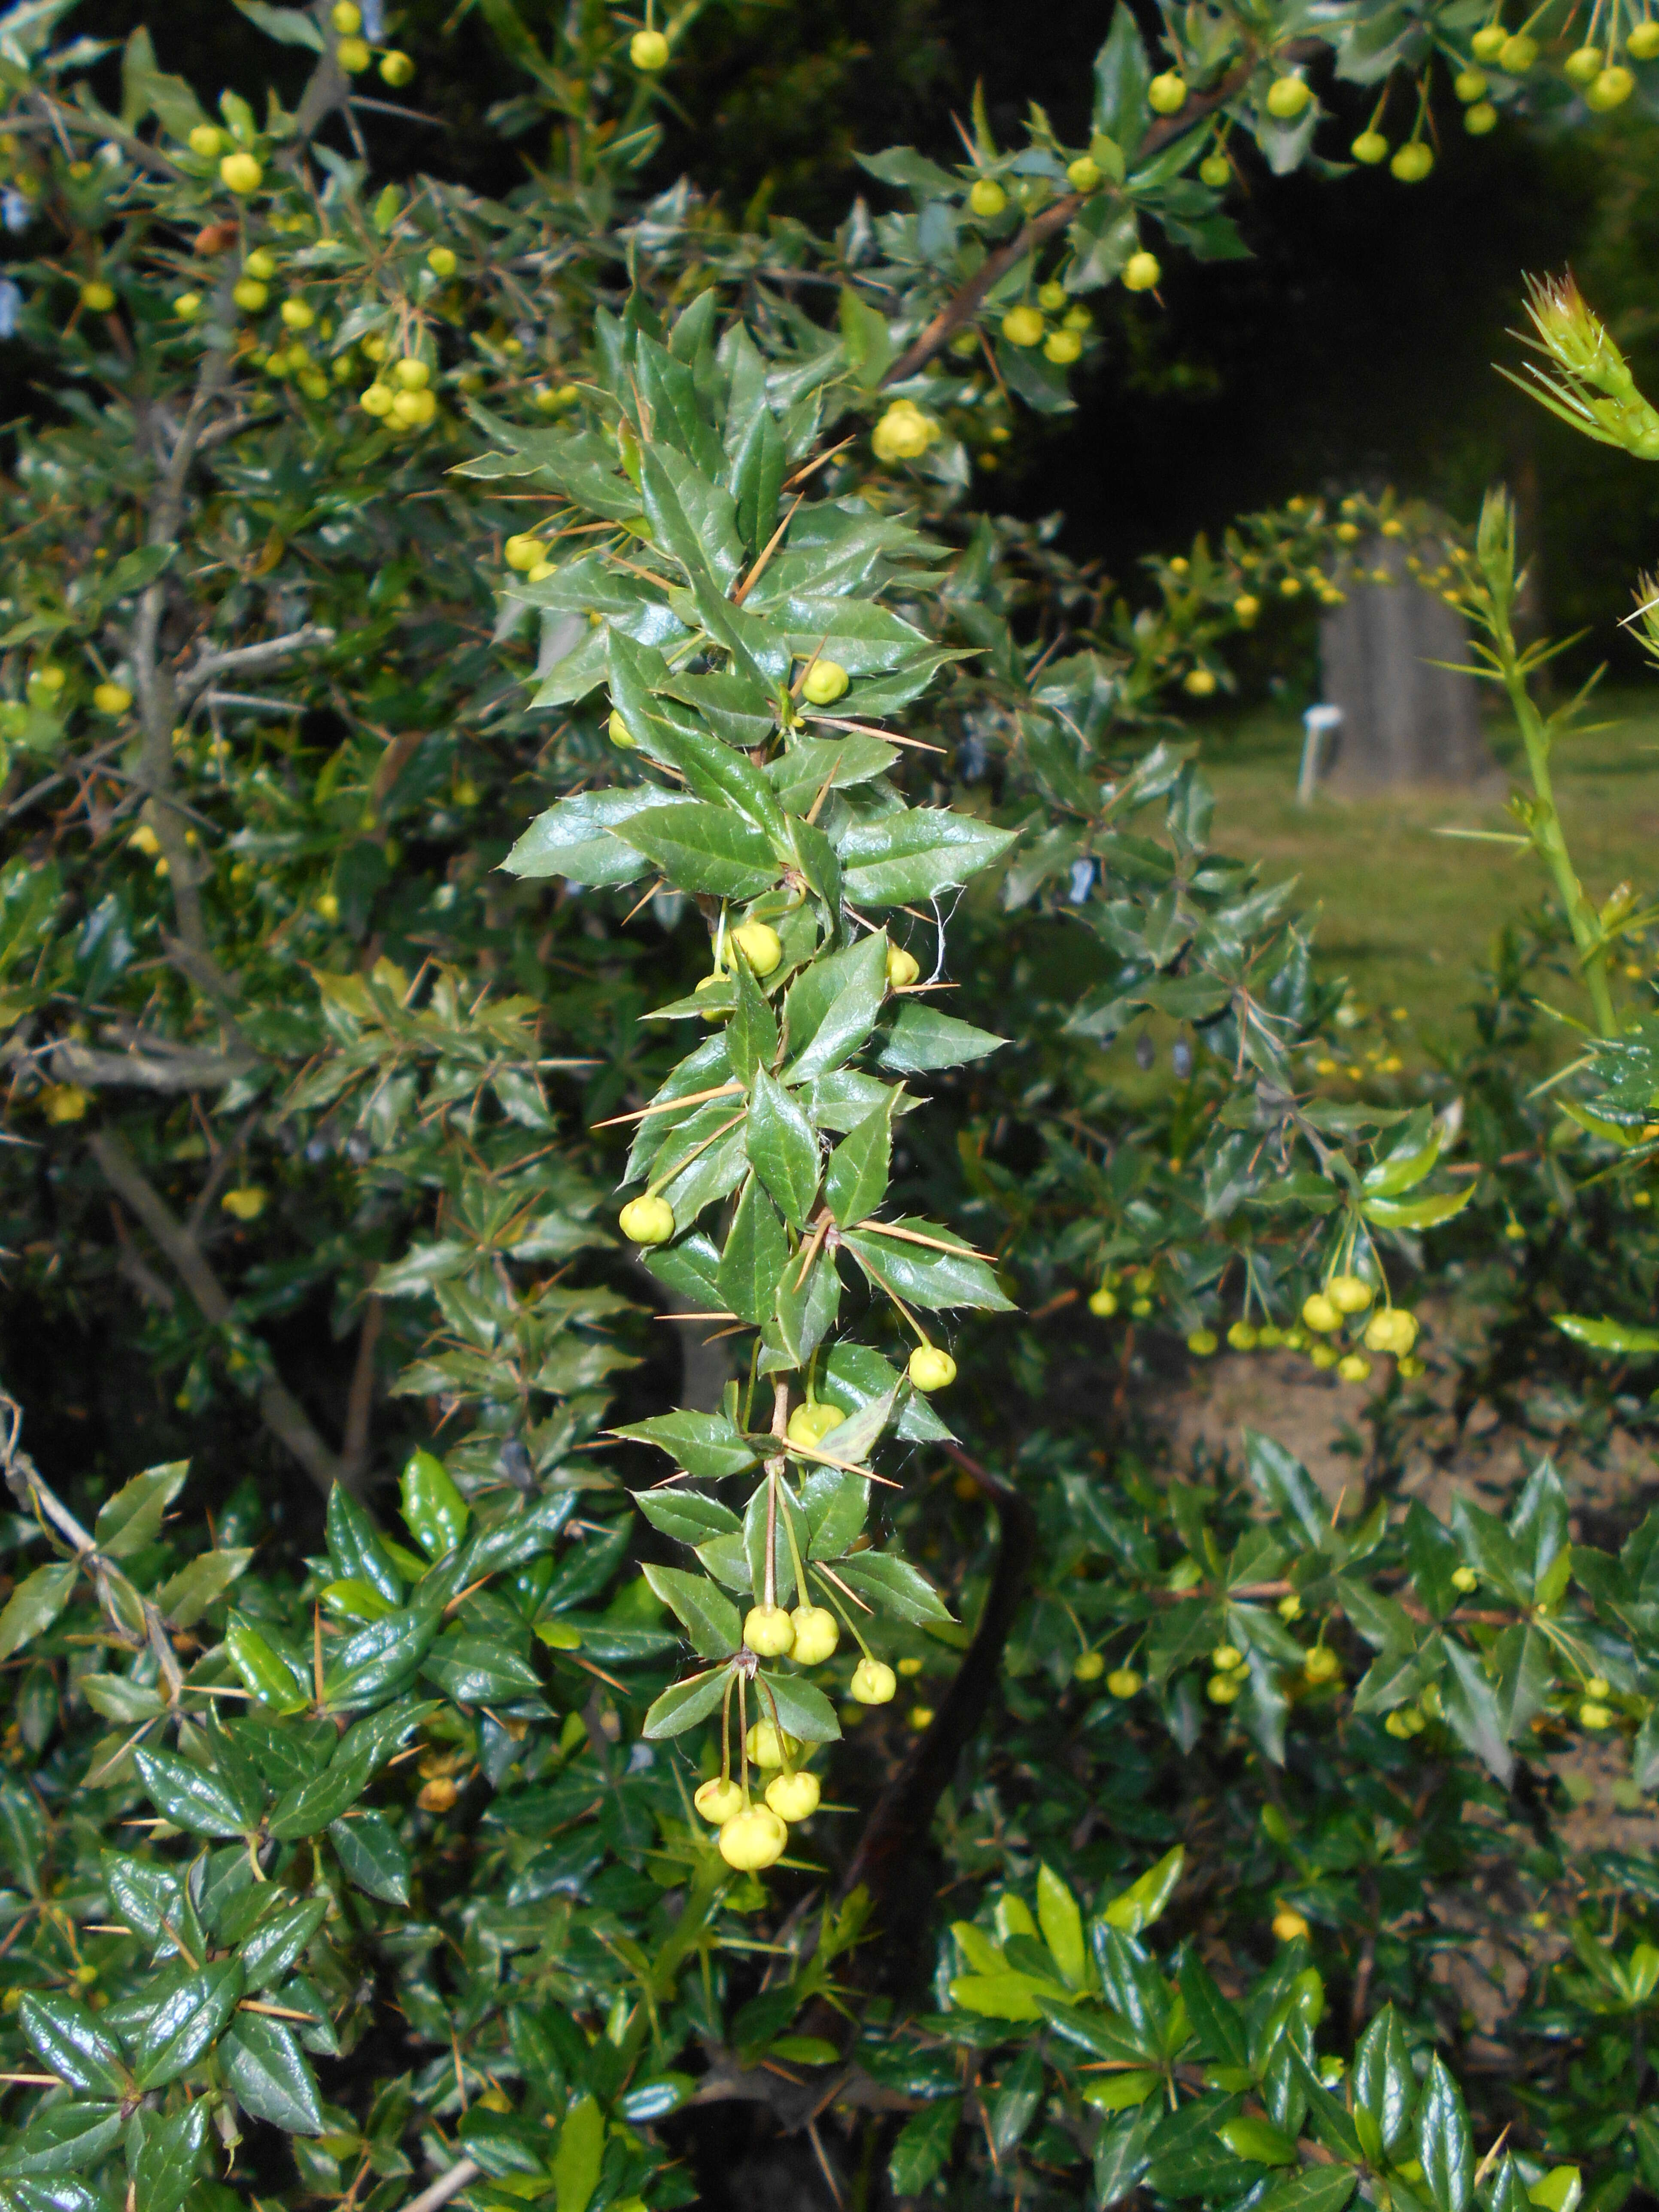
[64,0,1659,663]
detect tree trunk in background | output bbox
[1318,536,1495,793]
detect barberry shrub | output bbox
[4,5,1659,2212]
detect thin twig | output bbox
[389,2159,481,2212]
[176,624,336,706]
[88,1132,349,1498]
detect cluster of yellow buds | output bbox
[1093,1628,1345,1717]
[329,2,414,85]
[693,1719,821,1870]
[871,399,939,464]
[1300,1273,1422,1378]
[1088,1264,1161,1321]
[1169,1278,1420,1382]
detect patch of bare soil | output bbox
[1150,1300,1658,1529]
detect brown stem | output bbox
[833,1442,1037,1950]
[387,2160,481,2212]
[88,1130,350,1498]
[108,1201,176,1312]
[340,1296,384,1487]
[294,52,350,143]
[883,194,1086,387]
[185,1105,262,1242]
[0,1394,182,1696]
[130,297,237,991]
[176,624,335,707]
[50,1039,254,1094]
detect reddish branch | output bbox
[882,40,1327,386]
[834,1442,1038,1932]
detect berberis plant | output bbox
[7,2,1659,2211]
[483,290,1021,1870]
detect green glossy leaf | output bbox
[501,787,677,886]
[1036,1864,1087,1988]
[134,1746,255,1837]
[131,2099,210,2212]
[1177,1951,1248,2067]
[319,1607,441,1714]
[269,1696,433,1838]
[1528,2169,1583,2212]
[989,2044,1045,2156]
[728,394,786,554]
[801,1468,870,1559]
[649,716,787,844]
[553,2094,605,2212]
[0,2104,123,2179]
[0,1561,79,1659]
[951,1969,1073,2021]
[325,1486,404,1604]
[742,1478,802,1608]
[728,954,779,1089]
[887,2097,960,2195]
[1255,2171,1359,2212]
[1417,2055,1472,2212]
[18,1994,127,2095]
[1092,9,1150,147]
[1243,1429,1329,1551]
[842,1219,1013,1312]
[1404,1499,1464,1620]
[1554,1313,1659,1354]
[1094,2103,1160,2208]
[423,1626,544,1706]
[641,1564,741,1660]
[641,1666,731,1739]
[329,1811,411,1904]
[614,1409,759,1478]
[833,1550,953,1625]
[820,1339,952,1443]
[1218,2118,1297,2166]
[616,801,779,899]
[635,1489,742,1544]
[320,1577,395,1624]
[152,1547,253,1627]
[753,1668,840,1742]
[782,931,889,1083]
[1362,1114,1440,1194]
[1440,1636,1514,1786]
[242,1896,328,1990]
[745,1068,820,1230]
[1044,1999,1159,2061]
[823,1100,893,1228]
[222,2014,324,2135]
[226,1617,311,1711]
[1354,2004,1416,2154]
[1084,2069,1162,2114]
[715,1174,790,1325]
[767,732,896,810]
[1102,1845,1183,1934]
[94,1461,188,1559]
[135,1958,244,2087]
[838,808,1016,905]
[877,1003,1006,1073]
[769,1241,842,1368]
[400,1448,469,1558]
[1360,1184,1474,1230]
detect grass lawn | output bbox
[1193,686,1659,1048]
